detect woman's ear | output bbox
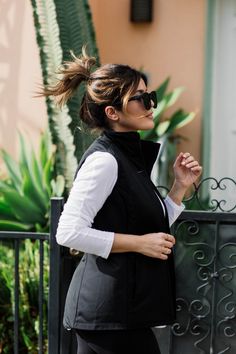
[104,106,119,122]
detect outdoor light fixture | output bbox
[130,0,153,23]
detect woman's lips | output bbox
[146,112,153,119]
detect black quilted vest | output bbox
[63,131,176,330]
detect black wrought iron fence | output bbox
[159,176,236,212]
[155,177,236,353]
[0,198,64,354]
[170,210,236,354]
[0,231,49,353]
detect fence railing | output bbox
[0,231,49,353]
[159,176,236,212]
[0,198,64,354]
[169,210,236,354]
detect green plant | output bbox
[30,0,99,188]
[30,0,78,189]
[0,130,64,232]
[139,77,196,188]
[0,245,13,354]
[0,240,49,353]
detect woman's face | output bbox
[109,78,155,132]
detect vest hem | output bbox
[69,318,175,331]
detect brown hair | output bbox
[42,46,147,130]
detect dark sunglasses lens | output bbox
[150,91,157,108]
[142,92,151,110]
[141,91,157,110]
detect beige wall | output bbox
[0,1,47,171]
[89,0,206,161]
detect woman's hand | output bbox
[137,232,175,260]
[173,152,202,188]
[112,232,175,259]
[167,152,202,206]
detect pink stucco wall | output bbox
[0,1,47,171]
[89,0,206,161]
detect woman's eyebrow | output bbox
[134,89,145,94]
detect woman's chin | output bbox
[141,121,155,130]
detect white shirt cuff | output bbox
[164,195,185,226]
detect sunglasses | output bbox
[128,91,158,110]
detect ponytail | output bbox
[42,46,96,106]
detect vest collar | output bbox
[103,130,161,175]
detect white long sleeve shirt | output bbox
[56,151,185,259]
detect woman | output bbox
[43,48,202,354]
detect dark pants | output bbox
[75,328,161,354]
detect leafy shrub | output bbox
[0,130,64,232]
[140,77,195,188]
[0,130,63,352]
[0,240,49,353]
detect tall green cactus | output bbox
[54,0,100,161]
[30,0,100,188]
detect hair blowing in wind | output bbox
[42,46,96,107]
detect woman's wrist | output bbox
[111,233,141,253]
[168,180,188,206]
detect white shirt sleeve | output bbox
[56,151,118,259]
[164,195,185,226]
[56,150,185,259]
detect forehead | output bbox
[136,78,147,92]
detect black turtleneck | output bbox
[103,130,161,176]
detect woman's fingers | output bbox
[178,152,202,177]
[161,233,175,245]
[154,233,175,258]
[140,233,176,260]
[162,240,174,249]
[181,154,194,166]
[191,166,202,173]
[159,253,168,260]
[181,153,202,170]
[162,247,172,255]
[175,152,202,174]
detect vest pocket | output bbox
[74,254,128,325]
[63,254,88,329]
